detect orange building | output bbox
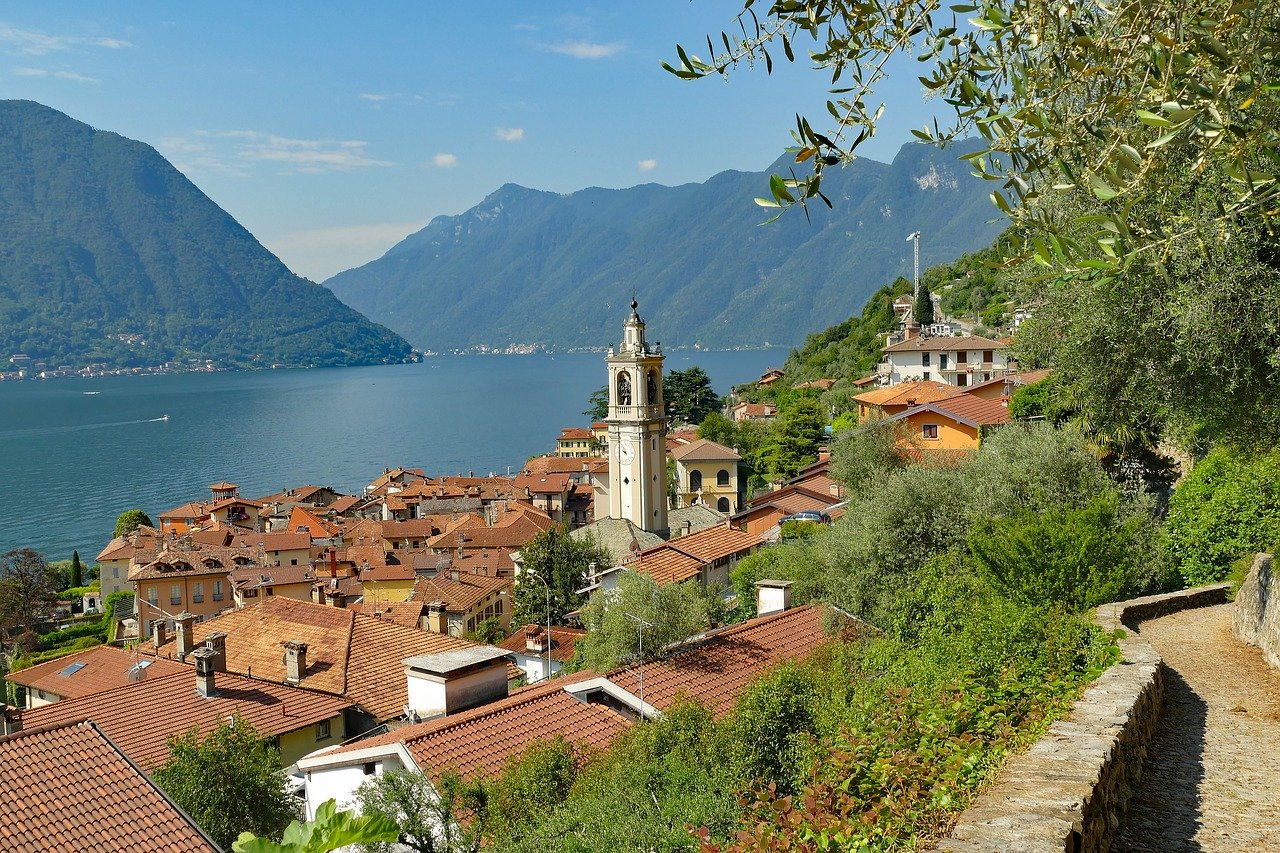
[889,394,1011,452]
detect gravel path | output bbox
[1113,604,1280,851]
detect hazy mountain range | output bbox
[326,140,1005,352]
[0,100,411,370]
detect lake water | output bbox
[0,350,784,560]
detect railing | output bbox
[609,404,665,420]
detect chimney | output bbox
[403,646,511,718]
[2,707,21,735]
[152,619,168,650]
[426,601,447,634]
[450,569,460,583]
[204,632,228,672]
[175,612,198,661]
[327,589,348,609]
[283,641,308,684]
[192,647,218,698]
[525,624,548,653]
[905,322,920,341]
[755,579,793,616]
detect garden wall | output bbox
[1233,553,1280,670]
[934,583,1230,853]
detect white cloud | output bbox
[512,23,539,32]
[637,159,657,172]
[265,219,430,282]
[495,127,524,142]
[359,93,389,102]
[12,67,98,83]
[158,131,392,175]
[0,23,132,56]
[543,40,623,59]
[358,92,425,107]
[432,152,459,167]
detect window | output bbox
[957,350,968,364]
[922,424,940,440]
[169,584,182,606]
[717,497,731,513]
[112,567,120,579]
[957,374,968,388]
[315,720,331,741]
[922,371,931,381]
[147,587,158,606]
[983,349,994,363]
[266,588,274,596]
[290,559,298,565]
[690,470,703,491]
[717,469,730,487]
[363,762,378,776]
[939,353,948,369]
[212,580,224,602]
[921,352,930,366]
[192,582,204,604]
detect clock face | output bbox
[619,443,634,464]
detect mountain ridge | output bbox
[0,100,412,371]
[325,141,1004,352]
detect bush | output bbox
[1167,447,1280,586]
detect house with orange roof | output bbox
[296,594,839,817]
[669,438,744,515]
[0,720,221,852]
[21,644,352,769]
[853,380,964,421]
[286,504,343,542]
[887,392,1011,452]
[5,644,186,710]
[556,426,595,458]
[408,572,513,638]
[591,421,609,452]
[496,624,586,683]
[156,500,210,535]
[359,558,417,603]
[625,521,763,589]
[131,543,252,638]
[729,401,778,423]
[756,368,784,387]
[96,525,162,598]
[879,333,1010,387]
[230,563,318,607]
[206,495,265,531]
[145,596,497,729]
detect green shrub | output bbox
[1167,447,1280,585]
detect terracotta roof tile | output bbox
[0,720,220,852]
[5,645,186,701]
[854,380,964,408]
[668,438,742,462]
[883,333,1008,353]
[22,669,351,771]
[628,524,762,585]
[410,574,512,613]
[496,625,586,663]
[898,394,1011,428]
[558,427,593,440]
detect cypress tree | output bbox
[914,283,935,326]
[70,550,83,588]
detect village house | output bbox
[887,392,1011,452]
[496,624,586,683]
[555,427,594,458]
[0,720,221,851]
[230,563,318,607]
[296,593,837,818]
[669,438,744,514]
[96,525,162,598]
[853,380,965,421]
[408,572,514,638]
[131,543,251,638]
[4,644,185,710]
[22,634,352,769]
[878,333,1011,387]
[729,401,778,423]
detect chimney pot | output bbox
[175,612,197,662]
[755,579,793,616]
[283,640,309,684]
[192,647,218,698]
[152,619,168,650]
[450,569,460,583]
[204,632,228,672]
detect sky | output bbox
[0,2,942,281]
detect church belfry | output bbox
[606,300,668,535]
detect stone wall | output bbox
[935,584,1230,853]
[1233,553,1280,669]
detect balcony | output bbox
[608,404,665,420]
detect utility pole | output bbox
[906,230,921,295]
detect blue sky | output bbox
[0,3,942,280]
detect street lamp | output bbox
[521,568,553,683]
[906,230,921,297]
[623,611,653,721]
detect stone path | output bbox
[1113,604,1280,851]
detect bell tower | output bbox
[606,300,668,535]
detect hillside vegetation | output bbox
[0,100,412,370]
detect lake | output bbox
[0,350,784,560]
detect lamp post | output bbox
[906,230,921,296]
[623,611,653,721]
[523,569,553,683]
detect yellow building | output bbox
[556,427,594,458]
[360,563,418,603]
[415,572,514,637]
[889,394,1011,452]
[669,438,744,515]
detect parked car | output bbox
[779,509,831,525]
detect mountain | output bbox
[0,100,412,371]
[325,141,1005,352]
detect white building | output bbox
[879,333,1011,388]
[604,300,668,535]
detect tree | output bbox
[913,283,934,327]
[69,550,83,588]
[756,395,825,480]
[830,418,911,490]
[664,367,719,425]
[0,549,60,638]
[232,799,399,853]
[353,770,485,853]
[583,385,609,422]
[697,411,738,448]
[113,508,153,538]
[669,2,1280,445]
[514,525,613,627]
[152,716,302,851]
[577,571,720,673]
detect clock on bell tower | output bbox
[605,300,668,535]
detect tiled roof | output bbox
[513,471,575,494]
[496,625,586,663]
[5,645,185,700]
[356,600,426,630]
[0,720,220,852]
[158,500,208,520]
[629,548,703,585]
[229,530,312,552]
[147,596,484,722]
[131,545,251,581]
[628,524,762,585]
[209,481,239,491]
[668,503,729,536]
[668,438,742,462]
[207,496,264,511]
[607,605,828,715]
[732,402,777,417]
[521,455,608,476]
[883,333,1008,353]
[329,495,362,515]
[410,574,512,613]
[854,380,963,408]
[362,563,416,582]
[558,427,593,440]
[288,505,342,537]
[898,394,1011,428]
[230,563,317,589]
[382,518,451,539]
[317,605,832,781]
[22,669,351,771]
[570,518,664,566]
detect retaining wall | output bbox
[935,584,1230,853]
[1233,553,1280,669]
